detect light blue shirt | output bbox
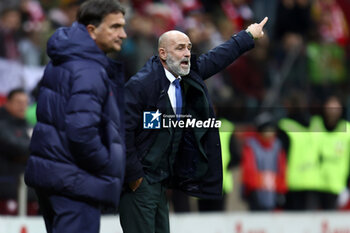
[164,68,181,114]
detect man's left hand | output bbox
[129,177,143,191]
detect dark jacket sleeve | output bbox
[124,78,145,182]
[196,30,254,80]
[65,68,109,172]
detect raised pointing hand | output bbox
[246,17,268,39]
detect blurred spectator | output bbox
[309,95,350,210]
[305,0,348,86]
[0,88,37,215]
[278,90,323,210]
[0,7,22,60]
[241,112,287,211]
[312,0,349,46]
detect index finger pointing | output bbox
[259,17,268,27]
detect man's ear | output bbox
[158,48,167,61]
[86,24,97,40]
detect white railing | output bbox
[1,212,350,233]
[17,174,27,216]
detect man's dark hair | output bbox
[7,88,26,100]
[77,0,125,27]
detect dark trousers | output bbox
[119,179,169,233]
[285,191,338,210]
[36,190,101,233]
[170,189,190,213]
[198,194,225,212]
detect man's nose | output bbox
[184,48,191,57]
[120,28,127,39]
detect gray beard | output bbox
[166,55,190,76]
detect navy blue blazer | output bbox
[125,30,254,199]
[25,22,126,208]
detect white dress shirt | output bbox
[164,68,181,114]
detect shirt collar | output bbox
[164,68,181,83]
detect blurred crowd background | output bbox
[1,0,350,215]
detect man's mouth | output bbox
[181,61,189,66]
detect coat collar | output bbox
[151,56,171,96]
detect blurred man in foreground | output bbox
[24,0,127,232]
